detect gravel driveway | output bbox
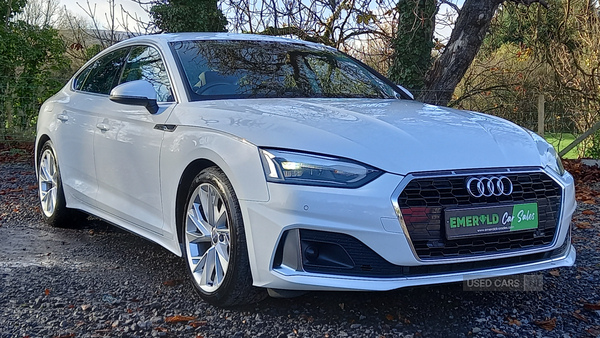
[1,161,599,338]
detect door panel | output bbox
[51,95,98,208]
[52,47,131,209]
[93,45,176,234]
[93,103,175,233]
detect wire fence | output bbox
[0,72,72,143]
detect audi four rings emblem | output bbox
[466,176,513,198]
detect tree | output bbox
[59,0,149,69]
[0,0,70,136]
[387,0,437,91]
[449,0,600,155]
[224,0,398,50]
[222,0,550,106]
[419,0,548,106]
[14,0,62,27]
[0,0,27,22]
[149,0,227,32]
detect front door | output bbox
[93,45,176,234]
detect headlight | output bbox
[527,131,565,176]
[259,149,382,188]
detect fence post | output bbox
[537,94,545,137]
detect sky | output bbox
[59,0,150,31]
[58,0,460,41]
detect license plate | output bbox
[444,203,538,240]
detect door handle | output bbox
[96,123,110,132]
[57,114,68,122]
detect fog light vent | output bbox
[301,240,354,269]
[304,245,320,262]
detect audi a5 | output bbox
[35,33,576,306]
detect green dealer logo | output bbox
[449,214,499,228]
[449,203,538,231]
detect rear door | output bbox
[54,48,130,209]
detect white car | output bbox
[35,33,576,306]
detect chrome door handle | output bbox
[96,123,110,132]
[57,114,68,122]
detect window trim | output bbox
[168,39,412,102]
[70,46,131,96]
[168,41,194,104]
[118,45,176,103]
[70,42,179,104]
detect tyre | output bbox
[182,167,266,307]
[38,141,86,228]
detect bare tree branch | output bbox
[439,0,460,14]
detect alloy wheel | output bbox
[39,149,59,218]
[185,183,231,293]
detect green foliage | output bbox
[150,0,227,33]
[0,0,70,137]
[388,0,436,91]
[481,0,578,58]
[454,0,600,159]
[586,131,600,159]
[85,44,103,61]
[545,133,579,159]
[0,0,27,22]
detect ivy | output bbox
[150,0,228,33]
[388,0,437,91]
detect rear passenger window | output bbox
[78,48,130,95]
[119,46,174,102]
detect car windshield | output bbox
[171,40,399,100]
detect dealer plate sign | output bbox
[445,203,538,240]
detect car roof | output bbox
[122,32,335,50]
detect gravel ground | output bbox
[1,161,599,338]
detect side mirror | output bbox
[109,80,159,114]
[396,84,414,100]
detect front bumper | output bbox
[240,169,576,291]
[266,244,575,291]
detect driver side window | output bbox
[119,46,174,102]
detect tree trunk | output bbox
[419,0,503,106]
[388,0,437,91]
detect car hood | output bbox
[171,98,542,175]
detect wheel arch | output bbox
[176,160,268,305]
[175,158,218,245]
[36,134,51,163]
[35,134,53,180]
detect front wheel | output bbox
[38,141,86,227]
[182,167,266,307]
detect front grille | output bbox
[398,171,562,259]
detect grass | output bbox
[545,132,580,159]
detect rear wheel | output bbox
[38,141,86,227]
[182,167,266,306]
